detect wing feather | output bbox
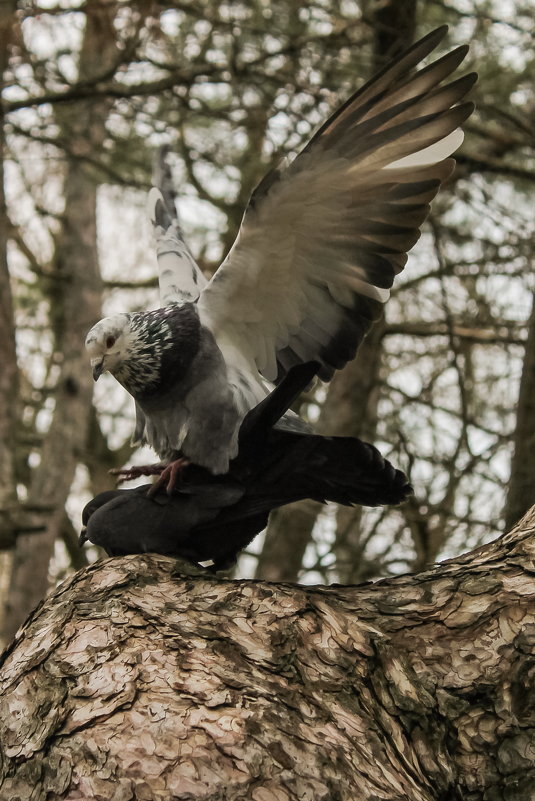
[148,149,207,306]
[197,26,476,383]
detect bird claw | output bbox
[109,463,166,485]
[147,458,190,496]
[109,458,190,491]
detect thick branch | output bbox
[1,508,534,799]
[384,320,525,346]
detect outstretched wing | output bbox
[148,148,207,306]
[197,26,476,382]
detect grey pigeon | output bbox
[85,27,476,475]
[81,363,412,569]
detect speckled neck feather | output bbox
[113,304,200,399]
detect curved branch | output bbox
[1,507,534,798]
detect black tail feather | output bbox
[302,436,412,507]
[238,431,412,512]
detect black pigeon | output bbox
[81,363,411,570]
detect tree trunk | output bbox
[0,3,20,636]
[503,292,535,531]
[1,2,118,643]
[1,509,534,800]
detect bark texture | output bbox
[1,510,535,800]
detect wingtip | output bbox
[147,187,164,224]
[429,23,449,40]
[464,99,476,116]
[147,186,175,230]
[464,72,478,90]
[414,24,449,52]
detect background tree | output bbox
[0,0,534,641]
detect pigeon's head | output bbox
[86,304,200,397]
[85,314,132,381]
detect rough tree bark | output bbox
[1,509,534,800]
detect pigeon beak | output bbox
[92,359,104,381]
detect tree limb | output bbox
[1,506,534,798]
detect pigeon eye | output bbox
[106,336,116,349]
